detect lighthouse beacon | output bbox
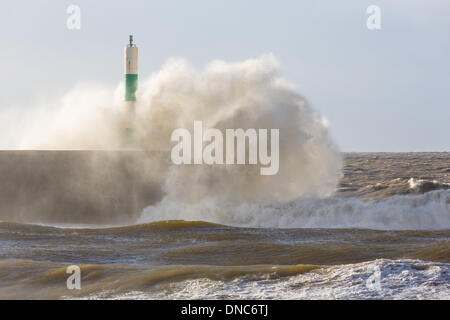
[123,35,138,144]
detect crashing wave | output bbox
[140,190,450,230]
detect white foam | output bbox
[409,178,423,189]
[84,259,450,300]
[408,177,450,190]
[140,190,450,230]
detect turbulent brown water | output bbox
[339,153,450,200]
[0,153,449,299]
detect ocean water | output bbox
[0,153,449,299]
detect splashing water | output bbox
[14,55,343,206]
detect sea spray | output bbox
[137,55,342,203]
[15,55,342,205]
[19,83,123,150]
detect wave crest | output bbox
[140,190,450,230]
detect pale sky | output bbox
[1,0,449,151]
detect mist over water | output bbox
[13,55,343,207]
[18,83,123,150]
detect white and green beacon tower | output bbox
[123,35,138,144]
